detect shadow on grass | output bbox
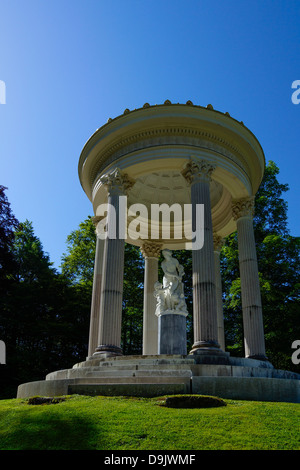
[1,403,101,450]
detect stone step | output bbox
[68,382,189,397]
[46,368,192,380]
[73,357,196,368]
[46,362,300,381]
[190,364,300,380]
[17,374,300,402]
[73,363,194,372]
[68,376,191,385]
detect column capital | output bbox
[213,233,225,252]
[140,241,163,259]
[91,215,103,226]
[181,159,216,185]
[100,167,135,195]
[232,196,255,221]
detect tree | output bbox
[61,216,96,287]
[0,219,91,398]
[0,187,19,397]
[0,186,19,288]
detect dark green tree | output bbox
[0,219,91,397]
[0,186,19,301]
[61,216,96,287]
[0,187,19,397]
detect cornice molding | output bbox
[88,126,251,187]
[79,101,264,168]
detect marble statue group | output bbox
[154,249,188,317]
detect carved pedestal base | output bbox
[158,313,187,355]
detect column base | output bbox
[189,341,230,364]
[93,344,123,357]
[189,340,221,355]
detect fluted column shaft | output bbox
[233,197,267,360]
[141,241,162,355]
[182,160,220,353]
[213,233,225,351]
[88,218,105,357]
[94,168,134,357]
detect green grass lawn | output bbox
[0,394,299,450]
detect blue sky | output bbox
[0,0,299,269]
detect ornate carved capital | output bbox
[91,215,103,227]
[181,159,216,185]
[100,168,135,195]
[213,233,224,252]
[232,196,255,221]
[140,241,163,259]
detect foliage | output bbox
[0,216,90,398]
[60,216,96,286]
[0,186,19,327]
[0,186,19,254]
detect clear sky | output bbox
[0,0,299,269]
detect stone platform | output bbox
[17,353,300,403]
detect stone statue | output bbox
[154,249,188,317]
[153,281,166,317]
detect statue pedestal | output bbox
[158,312,187,355]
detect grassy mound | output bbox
[158,394,226,408]
[27,396,66,405]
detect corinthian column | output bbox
[93,168,134,357]
[88,216,105,357]
[213,233,225,351]
[140,241,162,355]
[182,159,220,354]
[232,197,267,360]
